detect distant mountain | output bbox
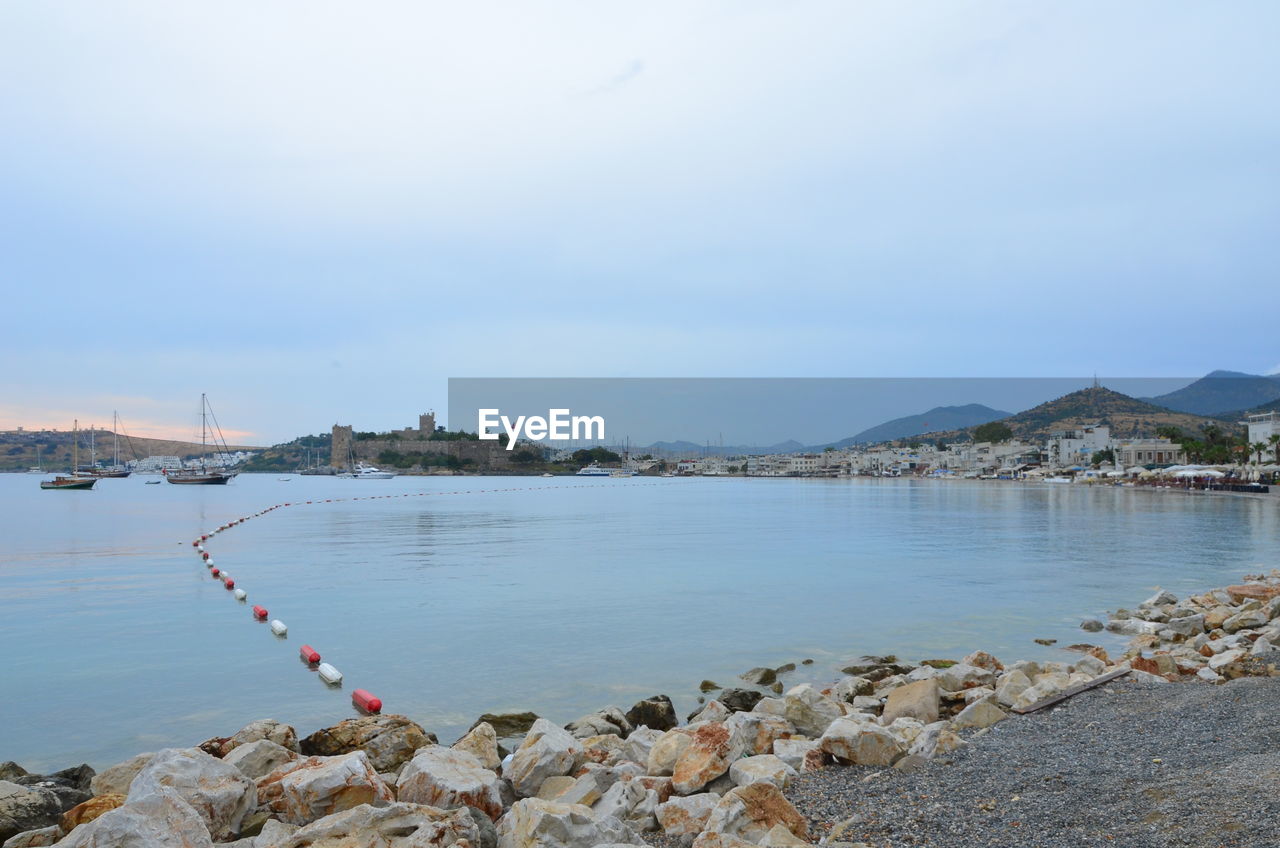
[820,404,1011,447]
[981,386,1238,441]
[1142,370,1280,417]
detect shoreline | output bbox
[4,571,1278,847]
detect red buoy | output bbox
[191,541,199,547]
[210,567,220,577]
[300,645,321,664]
[201,551,209,560]
[352,689,382,713]
[201,535,208,540]
[252,605,268,620]
[224,578,235,589]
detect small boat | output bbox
[575,463,612,477]
[541,472,554,478]
[165,394,239,485]
[41,421,97,490]
[145,480,161,485]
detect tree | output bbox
[512,449,538,464]
[973,422,1013,443]
[1091,448,1115,467]
[1270,433,1280,464]
[1156,425,1183,441]
[1253,442,1269,465]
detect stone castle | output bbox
[331,411,511,471]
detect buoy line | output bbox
[187,479,665,715]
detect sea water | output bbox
[1,472,1274,770]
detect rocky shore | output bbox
[3,571,1279,848]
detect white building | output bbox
[1244,411,1280,448]
[1046,424,1111,469]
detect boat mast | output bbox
[201,393,208,471]
[113,411,120,468]
[73,420,79,474]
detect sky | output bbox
[2,2,1277,444]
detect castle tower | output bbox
[332,424,354,470]
[419,411,436,435]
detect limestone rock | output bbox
[57,787,213,848]
[687,700,731,725]
[655,793,718,839]
[934,663,995,693]
[740,667,777,686]
[770,739,818,771]
[223,740,298,781]
[879,679,939,725]
[452,722,502,772]
[961,651,1004,672]
[830,676,874,703]
[533,776,574,801]
[950,698,1008,730]
[88,754,154,798]
[270,801,480,848]
[727,756,796,789]
[564,707,632,740]
[718,688,765,714]
[0,824,61,847]
[671,723,748,795]
[759,822,812,846]
[256,751,393,826]
[1165,615,1206,637]
[495,798,643,848]
[1223,609,1270,633]
[397,747,503,822]
[0,782,62,845]
[471,713,540,740]
[592,780,646,826]
[556,773,607,808]
[994,670,1032,708]
[690,834,758,848]
[577,734,627,767]
[703,782,808,844]
[126,748,256,841]
[1144,589,1178,606]
[1080,619,1104,632]
[59,794,124,833]
[624,696,678,733]
[253,817,299,847]
[646,729,692,777]
[818,717,903,766]
[908,721,965,759]
[299,715,434,773]
[724,712,795,756]
[1070,654,1107,678]
[780,685,843,737]
[200,719,299,759]
[620,727,663,767]
[506,719,581,798]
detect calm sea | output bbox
[1,473,1274,771]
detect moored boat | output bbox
[40,421,97,490]
[165,394,239,485]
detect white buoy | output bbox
[205,558,214,567]
[197,545,204,553]
[233,588,247,600]
[317,662,342,683]
[269,619,288,636]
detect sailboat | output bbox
[84,412,132,477]
[164,394,239,485]
[40,421,98,490]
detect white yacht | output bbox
[339,462,395,479]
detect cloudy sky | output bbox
[2,2,1277,444]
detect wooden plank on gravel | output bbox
[1011,668,1131,714]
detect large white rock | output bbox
[770,739,818,771]
[728,755,796,789]
[780,685,844,737]
[58,788,213,848]
[1070,654,1107,678]
[495,798,644,848]
[671,723,749,795]
[396,746,504,822]
[655,793,719,839]
[592,780,649,827]
[950,697,1008,730]
[817,717,903,766]
[507,720,582,798]
[830,676,873,703]
[724,713,796,757]
[702,783,808,845]
[934,663,995,692]
[451,722,502,772]
[126,748,256,841]
[907,721,965,760]
[268,801,480,848]
[687,701,731,725]
[88,754,155,797]
[994,670,1032,707]
[223,740,299,781]
[255,751,393,826]
[564,707,633,740]
[620,727,663,766]
[646,729,692,777]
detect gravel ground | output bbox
[788,676,1280,848]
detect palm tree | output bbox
[1270,433,1280,464]
[1254,442,1269,465]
